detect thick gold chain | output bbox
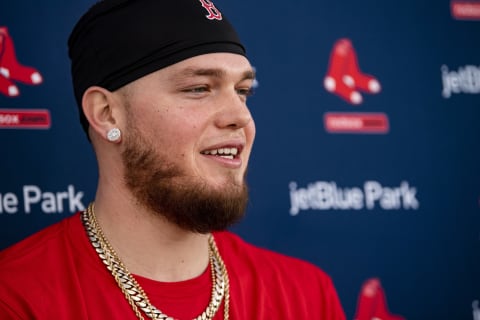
[81,202,230,320]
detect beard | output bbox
[120,122,249,234]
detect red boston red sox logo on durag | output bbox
[198,0,223,20]
[0,27,43,97]
[324,38,380,105]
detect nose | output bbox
[214,90,253,130]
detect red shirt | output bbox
[0,213,346,319]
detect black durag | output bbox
[68,0,246,136]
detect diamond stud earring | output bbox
[107,128,121,142]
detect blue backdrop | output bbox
[1,1,479,319]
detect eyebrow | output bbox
[173,67,256,82]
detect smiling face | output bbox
[118,53,256,232]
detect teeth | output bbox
[202,147,238,157]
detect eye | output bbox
[183,86,209,94]
[236,87,254,98]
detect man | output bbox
[0,0,346,319]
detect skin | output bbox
[81,53,255,282]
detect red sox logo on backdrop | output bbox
[0,26,50,129]
[0,27,42,97]
[323,38,389,134]
[354,278,405,320]
[324,38,381,105]
[198,0,223,21]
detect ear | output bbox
[82,86,124,143]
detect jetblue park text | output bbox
[289,180,419,215]
[0,185,85,214]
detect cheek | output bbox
[241,121,256,164]
[246,120,256,144]
[133,102,208,158]
[156,119,203,157]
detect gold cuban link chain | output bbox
[81,202,230,320]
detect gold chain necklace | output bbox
[81,203,230,320]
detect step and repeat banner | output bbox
[1,1,479,319]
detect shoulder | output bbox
[0,213,86,318]
[213,231,346,319]
[0,214,77,269]
[0,214,81,297]
[213,231,333,287]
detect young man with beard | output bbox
[0,1,346,319]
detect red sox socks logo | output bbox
[0,27,43,97]
[198,0,223,21]
[354,278,405,320]
[324,38,381,104]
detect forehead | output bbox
[163,52,253,80]
[122,53,254,94]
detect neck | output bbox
[91,184,210,282]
